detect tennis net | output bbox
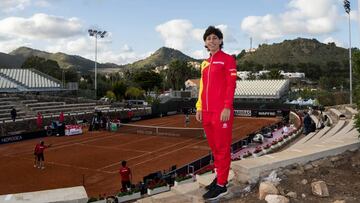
[118,123,205,139]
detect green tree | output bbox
[64,67,78,82]
[351,49,360,133]
[236,49,246,60]
[133,70,163,92]
[96,77,112,98]
[21,56,62,80]
[125,87,145,99]
[113,80,128,101]
[105,90,116,100]
[268,69,283,79]
[166,60,196,90]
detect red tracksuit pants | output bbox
[202,111,233,185]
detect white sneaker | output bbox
[34,165,36,168]
[41,167,45,170]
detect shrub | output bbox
[253,146,262,154]
[264,144,271,149]
[243,151,253,158]
[117,188,140,197]
[175,174,193,182]
[87,197,98,203]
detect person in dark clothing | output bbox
[10,107,17,122]
[303,112,312,135]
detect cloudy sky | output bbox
[0,0,359,65]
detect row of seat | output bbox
[0,69,60,88]
[234,80,289,98]
[0,76,17,89]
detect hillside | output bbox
[239,38,348,67]
[9,47,120,73]
[3,46,198,73]
[123,47,199,69]
[0,52,24,68]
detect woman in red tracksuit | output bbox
[196,26,237,201]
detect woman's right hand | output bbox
[196,111,202,122]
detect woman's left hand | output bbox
[220,108,231,122]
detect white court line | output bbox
[76,143,150,153]
[109,138,207,173]
[6,132,121,156]
[102,124,245,172]
[100,137,199,170]
[7,132,153,156]
[3,153,113,174]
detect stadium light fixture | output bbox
[344,0,352,104]
[88,28,107,99]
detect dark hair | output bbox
[121,160,127,167]
[203,26,224,50]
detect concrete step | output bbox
[231,129,360,183]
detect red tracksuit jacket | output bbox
[196,50,237,112]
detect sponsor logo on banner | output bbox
[1,135,23,144]
[131,117,142,121]
[257,111,276,117]
[234,109,252,117]
[167,111,177,116]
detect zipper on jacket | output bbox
[206,56,213,111]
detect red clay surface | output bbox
[0,114,279,197]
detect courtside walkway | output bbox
[0,186,87,203]
[232,107,359,184]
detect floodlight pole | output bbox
[88,29,107,99]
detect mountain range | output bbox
[0,38,351,75]
[239,38,348,66]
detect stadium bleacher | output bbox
[0,68,61,92]
[234,79,289,99]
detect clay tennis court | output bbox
[0,114,279,197]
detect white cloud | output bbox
[0,0,31,13]
[156,19,193,50]
[0,13,83,39]
[46,37,146,65]
[34,0,51,7]
[192,50,208,59]
[216,24,237,43]
[349,10,358,21]
[241,0,340,40]
[156,19,237,58]
[191,28,204,42]
[323,36,344,47]
[121,44,133,52]
[0,36,31,53]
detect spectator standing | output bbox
[10,107,17,122]
[119,160,132,192]
[37,112,43,129]
[303,111,312,135]
[59,112,64,123]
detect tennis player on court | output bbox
[195,26,237,201]
[34,141,52,169]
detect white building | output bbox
[280,71,305,79]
